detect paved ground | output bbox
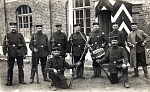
[0,58,150,92]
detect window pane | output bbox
[85,0,90,6]
[28,7,32,13]
[30,16,32,22]
[76,19,79,24]
[86,28,91,36]
[79,0,83,7]
[75,0,79,7]
[23,5,28,14]
[19,17,22,23]
[24,24,28,28]
[80,10,83,18]
[80,19,83,27]
[86,18,90,27]
[19,24,22,28]
[76,10,79,18]
[18,8,22,14]
[86,9,90,18]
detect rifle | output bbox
[30,25,39,84]
[68,38,76,89]
[78,31,112,84]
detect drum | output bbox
[92,48,105,59]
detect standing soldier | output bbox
[49,23,67,58]
[3,22,27,86]
[127,22,150,79]
[109,22,126,47]
[68,24,87,79]
[89,22,107,78]
[29,24,49,83]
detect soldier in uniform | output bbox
[127,22,150,79]
[109,22,126,47]
[49,23,67,58]
[45,47,80,91]
[3,22,27,86]
[29,24,49,82]
[89,22,107,78]
[98,36,129,88]
[68,24,87,79]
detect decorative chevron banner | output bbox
[95,0,132,52]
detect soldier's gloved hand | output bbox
[141,41,146,46]
[122,64,127,69]
[76,62,81,66]
[48,55,53,59]
[101,44,105,48]
[70,53,72,57]
[33,48,38,52]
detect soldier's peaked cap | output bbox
[9,22,17,26]
[35,24,43,27]
[92,22,99,25]
[131,22,137,25]
[109,36,118,40]
[74,23,81,27]
[112,22,119,25]
[55,23,62,27]
[52,47,61,51]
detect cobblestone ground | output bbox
[0,59,150,92]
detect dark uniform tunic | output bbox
[89,30,107,67]
[109,30,126,47]
[49,32,67,58]
[68,31,87,78]
[46,56,75,89]
[69,32,87,68]
[2,32,27,83]
[101,46,128,83]
[29,33,49,75]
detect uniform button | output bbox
[79,45,80,47]
[95,42,97,44]
[13,44,15,47]
[58,44,61,46]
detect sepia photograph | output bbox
[0,0,150,91]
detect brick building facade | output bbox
[0,0,150,47]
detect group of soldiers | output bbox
[2,21,150,91]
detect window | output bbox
[73,0,90,36]
[67,0,91,36]
[16,5,32,39]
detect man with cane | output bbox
[68,24,87,79]
[29,24,50,83]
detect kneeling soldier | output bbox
[45,47,80,91]
[98,36,129,88]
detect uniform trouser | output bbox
[92,59,101,75]
[7,56,24,83]
[110,67,128,84]
[135,52,148,75]
[48,71,69,89]
[73,55,85,76]
[30,55,47,79]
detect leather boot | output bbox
[6,70,13,86]
[80,68,86,79]
[74,67,80,79]
[42,68,51,82]
[143,66,150,79]
[97,67,103,78]
[91,67,97,78]
[132,68,139,77]
[29,69,35,84]
[124,81,130,88]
